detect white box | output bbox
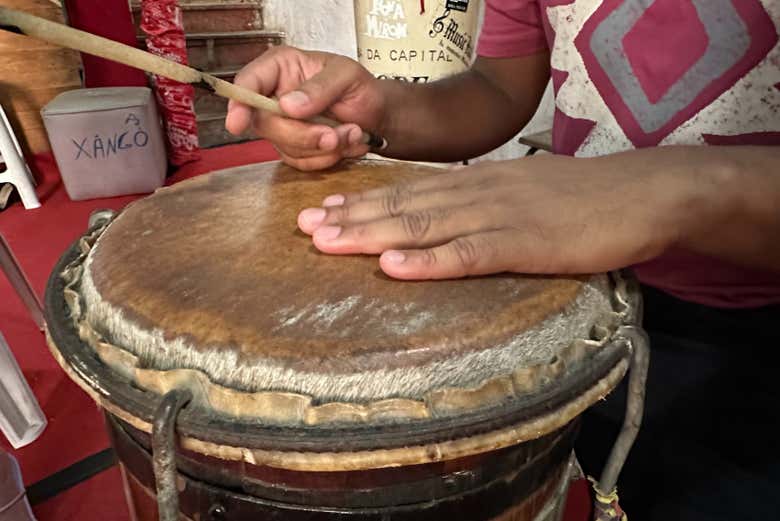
[41,87,167,201]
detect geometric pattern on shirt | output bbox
[572,0,778,147]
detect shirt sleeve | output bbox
[477,0,548,58]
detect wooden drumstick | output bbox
[0,6,388,150]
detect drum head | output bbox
[46,160,633,466]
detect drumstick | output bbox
[0,6,388,150]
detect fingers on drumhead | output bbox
[298,208,327,234]
[379,232,511,280]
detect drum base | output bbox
[119,466,573,521]
[106,414,577,521]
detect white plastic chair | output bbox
[0,104,40,210]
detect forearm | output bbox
[376,53,550,162]
[595,145,780,272]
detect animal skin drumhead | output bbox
[64,160,621,425]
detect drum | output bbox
[44,160,649,521]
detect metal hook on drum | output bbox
[591,272,651,521]
[151,389,193,521]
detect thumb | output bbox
[279,57,361,120]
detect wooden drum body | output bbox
[108,414,578,521]
[44,160,648,521]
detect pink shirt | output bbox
[478,0,780,309]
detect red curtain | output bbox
[63,0,148,88]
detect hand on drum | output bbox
[226,46,385,171]
[298,153,692,280]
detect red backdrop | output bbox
[63,0,148,88]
